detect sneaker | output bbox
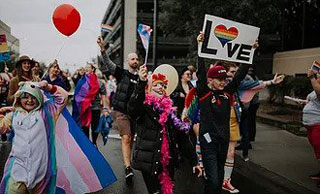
[309,171,320,180]
[125,166,134,182]
[222,178,240,193]
[242,156,249,162]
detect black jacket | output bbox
[128,80,198,175]
[196,57,249,143]
[113,67,139,114]
[171,81,194,117]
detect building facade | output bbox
[100,0,190,71]
[0,20,19,55]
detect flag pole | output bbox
[144,47,148,65]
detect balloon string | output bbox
[41,38,67,80]
[55,39,66,58]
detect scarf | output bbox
[144,94,189,194]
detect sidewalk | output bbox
[235,121,320,194]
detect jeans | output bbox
[247,103,259,142]
[240,109,249,157]
[200,136,228,194]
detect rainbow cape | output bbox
[72,73,99,127]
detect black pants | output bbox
[240,108,249,157]
[200,137,229,194]
[142,165,175,194]
[1,134,7,142]
[247,103,259,142]
[82,109,101,145]
[142,172,161,194]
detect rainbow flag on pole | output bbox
[101,24,114,33]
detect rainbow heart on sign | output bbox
[214,25,239,47]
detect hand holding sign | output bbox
[198,15,260,64]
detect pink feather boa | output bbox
[144,94,174,194]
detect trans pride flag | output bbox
[137,24,152,64]
[72,73,99,127]
[238,79,266,103]
[55,108,116,193]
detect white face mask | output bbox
[151,82,166,97]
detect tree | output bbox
[159,0,320,53]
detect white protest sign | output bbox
[198,14,260,64]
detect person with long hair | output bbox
[72,63,108,146]
[43,60,71,92]
[7,55,40,105]
[171,67,193,117]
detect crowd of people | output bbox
[0,31,319,194]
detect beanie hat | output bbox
[207,65,227,79]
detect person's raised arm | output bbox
[97,36,117,74]
[196,32,209,97]
[308,69,320,99]
[225,40,259,94]
[39,80,68,121]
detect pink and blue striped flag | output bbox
[56,108,117,193]
[137,24,152,64]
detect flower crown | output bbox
[152,73,168,85]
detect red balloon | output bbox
[52,4,81,37]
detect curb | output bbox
[256,114,307,136]
[234,154,318,194]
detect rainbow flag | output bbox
[72,73,99,127]
[101,24,114,33]
[55,108,116,193]
[312,61,320,73]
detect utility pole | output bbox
[301,0,306,48]
[152,0,158,67]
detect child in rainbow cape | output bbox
[0,81,116,194]
[128,64,202,194]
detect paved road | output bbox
[0,124,318,194]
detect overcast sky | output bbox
[0,0,110,72]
